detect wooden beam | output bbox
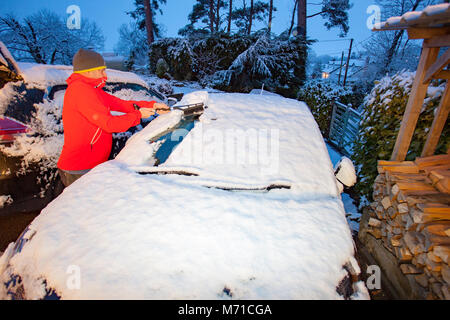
[408,27,450,40]
[424,35,450,48]
[434,70,450,80]
[422,82,450,157]
[391,44,440,161]
[423,49,450,84]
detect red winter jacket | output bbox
[57,73,155,171]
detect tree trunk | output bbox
[268,0,273,33]
[297,0,306,38]
[216,0,221,32]
[248,0,254,35]
[288,0,298,37]
[144,0,154,44]
[227,0,233,33]
[209,0,215,33]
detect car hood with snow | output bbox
[0,91,368,300]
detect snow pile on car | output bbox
[17,62,148,89]
[0,91,368,300]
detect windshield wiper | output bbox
[137,170,199,176]
[205,184,291,192]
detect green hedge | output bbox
[352,71,449,203]
[297,80,354,137]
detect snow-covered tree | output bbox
[179,0,229,36]
[0,10,104,65]
[115,22,148,69]
[217,33,309,93]
[231,0,271,34]
[364,0,440,78]
[295,0,352,38]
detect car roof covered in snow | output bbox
[0,91,366,300]
[17,62,149,88]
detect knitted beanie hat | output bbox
[73,48,106,73]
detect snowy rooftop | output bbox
[0,91,368,300]
[373,3,450,30]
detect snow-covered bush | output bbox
[352,71,449,203]
[155,58,170,79]
[149,38,195,81]
[297,80,353,136]
[149,33,308,94]
[214,34,307,94]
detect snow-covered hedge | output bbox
[352,71,449,203]
[149,33,308,94]
[297,80,354,137]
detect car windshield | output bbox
[104,82,166,102]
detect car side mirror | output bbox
[334,156,357,193]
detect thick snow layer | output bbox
[17,62,148,88]
[423,3,449,16]
[161,93,340,198]
[0,83,17,116]
[0,91,365,299]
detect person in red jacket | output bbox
[57,48,170,187]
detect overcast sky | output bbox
[1,0,379,57]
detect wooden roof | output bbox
[373,3,450,31]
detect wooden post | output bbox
[343,39,354,87]
[338,51,344,85]
[422,82,450,157]
[390,42,440,161]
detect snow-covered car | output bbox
[0,45,179,213]
[0,91,368,300]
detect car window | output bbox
[48,84,67,100]
[4,83,45,123]
[104,82,166,101]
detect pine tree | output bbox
[231,0,269,35]
[127,0,166,41]
[179,0,228,36]
[296,0,352,38]
[268,0,274,32]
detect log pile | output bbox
[369,154,450,300]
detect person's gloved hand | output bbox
[139,108,155,119]
[154,102,170,115]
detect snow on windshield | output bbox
[0,91,367,300]
[158,92,340,197]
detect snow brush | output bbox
[134,103,206,120]
[171,103,206,118]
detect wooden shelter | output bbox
[373,3,450,161]
[357,4,450,300]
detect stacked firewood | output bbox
[368,154,450,300]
